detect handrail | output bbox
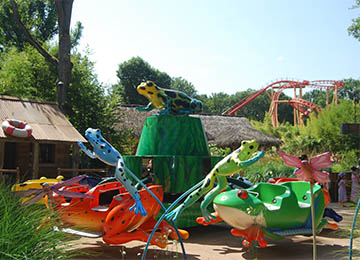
[0,167,20,183]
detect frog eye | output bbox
[241,141,246,145]
[237,190,248,199]
[147,81,154,87]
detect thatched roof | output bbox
[0,96,86,143]
[115,105,282,149]
[191,114,282,149]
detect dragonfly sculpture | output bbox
[278,151,332,260]
[13,175,94,208]
[277,152,331,184]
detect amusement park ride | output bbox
[222,80,344,127]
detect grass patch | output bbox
[0,181,77,260]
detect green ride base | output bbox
[136,115,210,156]
[124,115,223,227]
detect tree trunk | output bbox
[56,0,74,112]
[10,0,74,113]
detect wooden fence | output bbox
[0,167,20,183]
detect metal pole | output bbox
[310,182,317,260]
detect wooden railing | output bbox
[0,167,20,183]
[57,168,109,177]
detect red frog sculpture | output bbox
[53,182,188,248]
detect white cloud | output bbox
[276,56,285,62]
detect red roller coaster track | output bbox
[222,79,344,126]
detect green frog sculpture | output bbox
[136,81,203,115]
[165,140,264,223]
[196,181,328,248]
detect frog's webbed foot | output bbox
[136,103,154,112]
[165,205,183,222]
[129,198,147,216]
[231,225,267,248]
[196,213,222,226]
[177,109,193,114]
[158,108,170,115]
[201,207,217,223]
[77,142,96,159]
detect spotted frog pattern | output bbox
[165,140,264,223]
[78,128,147,216]
[136,81,203,115]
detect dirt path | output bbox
[68,203,359,260]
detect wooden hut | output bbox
[115,105,282,150]
[0,96,86,181]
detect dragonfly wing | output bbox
[52,175,87,190]
[278,152,302,168]
[310,152,332,169]
[23,192,45,206]
[53,189,94,199]
[12,189,41,197]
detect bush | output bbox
[241,153,296,184]
[0,182,76,260]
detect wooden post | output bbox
[0,141,4,169]
[16,167,20,183]
[72,143,80,177]
[32,142,39,179]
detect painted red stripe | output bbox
[26,128,32,137]
[5,125,15,136]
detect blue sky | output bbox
[71,0,360,96]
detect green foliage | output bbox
[303,89,330,107]
[252,98,360,172]
[0,0,57,50]
[332,149,359,172]
[170,77,197,97]
[304,101,359,153]
[348,0,360,41]
[113,56,172,105]
[209,144,231,156]
[339,78,360,100]
[200,92,233,114]
[0,45,56,100]
[242,153,296,184]
[0,182,76,259]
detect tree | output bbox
[338,78,360,101]
[348,0,360,41]
[170,77,197,97]
[0,0,57,51]
[113,56,171,105]
[200,92,232,114]
[1,0,76,111]
[304,100,360,153]
[0,45,56,100]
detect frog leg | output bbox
[196,211,223,226]
[231,225,267,248]
[114,159,147,216]
[234,151,265,168]
[136,102,155,112]
[177,109,194,114]
[77,141,96,159]
[200,175,228,222]
[158,93,172,115]
[165,172,216,222]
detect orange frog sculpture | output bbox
[53,181,189,248]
